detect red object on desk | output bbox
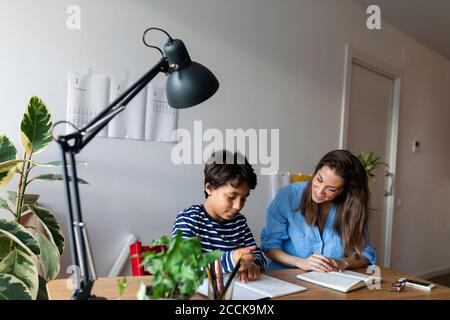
[130,241,167,276]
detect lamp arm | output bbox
[55,56,170,300]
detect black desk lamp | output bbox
[54,27,219,300]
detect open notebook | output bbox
[198,274,307,300]
[296,270,382,293]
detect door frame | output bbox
[339,44,402,267]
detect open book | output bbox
[296,270,382,293]
[198,274,307,300]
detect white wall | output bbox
[391,50,450,276]
[0,0,449,277]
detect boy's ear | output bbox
[205,183,212,196]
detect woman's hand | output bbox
[238,264,261,283]
[329,258,350,272]
[295,253,338,272]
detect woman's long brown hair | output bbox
[300,149,370,258]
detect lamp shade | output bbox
[164,39,219,109]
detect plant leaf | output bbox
[6,191,16,206]
[1,159,36,188]
[26,205,64,255]
[0,249,39,299]
[0,135,17,186]
[118,277,127,298]
[6,191,40,207]
[143,232,224,299]
[20,96,52,155]
[34,160,88,168]
[0,135,17,162]
[199,250,224,267]
[29,174,89,185]
[0,219,40,256]
[0,160,23,188]
[150,235,170,246]
[0,235,10,260]
[0,273,32,300]
[36,275,48,300]
[0,197,12,213]
[34,233,60,281]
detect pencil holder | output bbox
[207,274,236,300]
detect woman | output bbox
[261,149,376,271]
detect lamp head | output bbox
[163,39,219,109]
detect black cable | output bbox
[142,27,173,57]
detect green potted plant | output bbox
[0,96,88,300]
[137,232,223,300]
[357,151,388,183]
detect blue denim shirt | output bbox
[261,182,377,269]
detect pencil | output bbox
[205,265,214,297]
[210,263,218,299]
[218,253,242,300]
[215,258,224,293]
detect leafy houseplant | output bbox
[357,152,388,183]
[0,96,88,300]
[137,232,223,300]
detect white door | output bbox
[340,45,401,267]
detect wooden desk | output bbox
[269,268,450,300]
[47,267,450,300]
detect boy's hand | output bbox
[238,264,261,283]
[232,246,256,270]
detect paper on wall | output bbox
[66,70,111,137]
[108,77,129,139]
[66,70,90,134]
[145,84,178,142]
[67,70,178,143]
[87,74,111,138]
[124,82,147,140]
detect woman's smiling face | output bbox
[311,165,344,204]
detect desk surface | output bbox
[47,267,450,300]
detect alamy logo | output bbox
[65,265,81,290]
[66,5,81,30]
[366,5,381,30]
[366,265,382,290]
[170,121,279,175]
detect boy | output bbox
[172,150,266,282]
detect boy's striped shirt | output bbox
[172,205,266,273]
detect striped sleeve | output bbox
[220,251,236,273]
[242,223,266,271]
[171,209,198,238]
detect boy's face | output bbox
[204,180,250,221]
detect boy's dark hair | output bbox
[204,150,257,198]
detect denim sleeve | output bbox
[260,186,291,253]
[362,228,377,265]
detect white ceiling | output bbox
[353,0,450,59]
